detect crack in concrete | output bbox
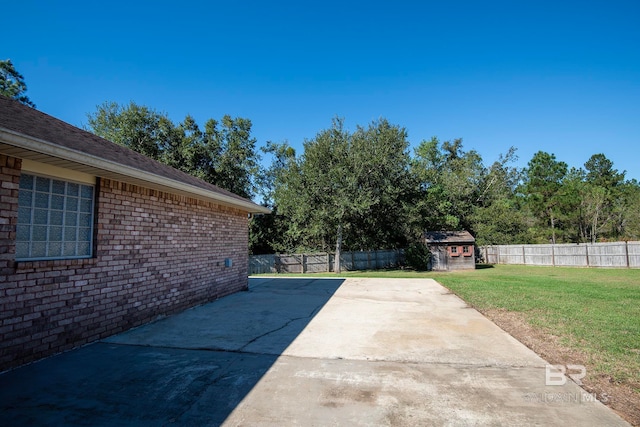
[237,301,325,352]
[98,342,544,370]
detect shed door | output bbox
[431,246,448,271]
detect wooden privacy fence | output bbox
[249,249,404,275]
[482,241,640,268]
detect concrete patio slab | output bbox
[0,277,629,426]
[280,278,547,366]
[0,342,276,426]
[224,357,622,426]
[104,277,344,354]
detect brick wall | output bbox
[0,156,249,371]
[0,156,20,275]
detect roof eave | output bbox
[0,127,271,214]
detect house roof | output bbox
[0,96,270,214]
[425,230,476,244]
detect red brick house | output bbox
[0,96,270,370]
[424,230,476,271]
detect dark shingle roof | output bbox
[0,95,269,213]
[425,230,476,244]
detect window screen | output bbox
[16,173,94,260]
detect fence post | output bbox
[522,245,526,265]
[551,245,555,267]
[585,245,589,267]
[302,253,306,274]
[626,241,630,268]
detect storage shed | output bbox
[425,231,476,271]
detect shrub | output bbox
[405,242,431,271]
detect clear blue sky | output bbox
[5,0,640,180]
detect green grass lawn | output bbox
[432,265,640,390]
[258,265,640,390]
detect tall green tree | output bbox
[249,141,297,254]
[521,151,568,243]
[162,114,202,173]
[86,101,170,160]
[274,118,413,271]
[86,102,261,199]
[249,206,292,254]
[276,118,358,271]
[584,153,624,189]
[346,119,415,249]
[613,180,640,240]
[583,153,625,242]
[411,137,484,233]
[256,140,297,207]
[543,155,633,244]
[200,116,260,199]
[0,59,35,107]
[560,167,590,242]
[470,147,530,245]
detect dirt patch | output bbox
[481,308,639,426]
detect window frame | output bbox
[449,245,460,257]
[16,172,96,262]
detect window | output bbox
[16,173,94,261]
[450,246,459,257]
[463,245,472,257]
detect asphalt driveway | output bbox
[0,277,629,426]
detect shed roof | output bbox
[425,230,476,244]
[0,96,270,213]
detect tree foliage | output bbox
[521,151,568,243]
[0,59,35,107]
[559,154,629,243]
[86,101,260,199]
[84,98,639,253]
[470,148,530,245]
[348,119,415,249]
[259,128,639,254]
[272,118,413,270]
[86,101,169,160]
[411,137,485,233]
[404,241,431,271]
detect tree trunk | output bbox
[549,208,557,244]
[334,224,343,273]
